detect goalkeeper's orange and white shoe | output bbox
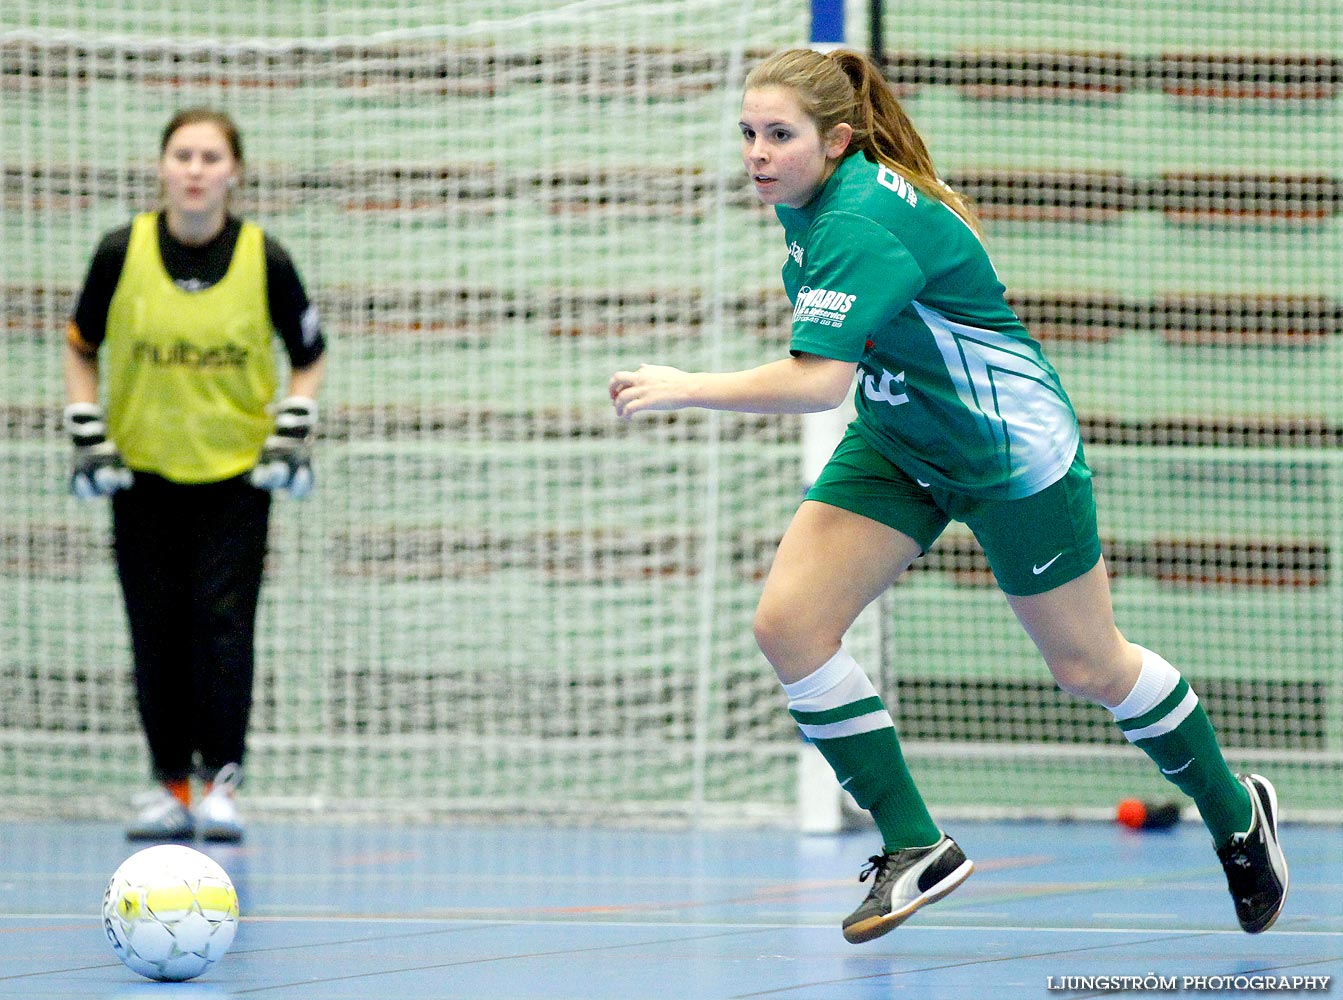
[125,787,194,842]
[197,763,245,843]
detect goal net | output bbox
[2,0,1340,823]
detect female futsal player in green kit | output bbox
[609,48,1287,943]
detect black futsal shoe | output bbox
[841,833,974,944]
[1216,773,1288,934]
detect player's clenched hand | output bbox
[608,364,693,419]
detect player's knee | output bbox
[753,598,809,669]
[1050,662,1098,701]
[751,604,786,666]
[1048,655,1132,706]
[753,599,842,681]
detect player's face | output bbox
[159,122,239,220]
[740,86,848,209]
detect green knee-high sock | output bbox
[784,648,940,851]
[1112,647,1252,844]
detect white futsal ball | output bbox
[102,844,239,982]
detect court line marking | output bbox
[2,913,1339,936]
[227,925,775,995]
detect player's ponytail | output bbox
[745,49,981,236]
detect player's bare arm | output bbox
[63,337,100,405]
[287,354,327,399]
[609,353,855,419]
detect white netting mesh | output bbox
[2,0,1340,821]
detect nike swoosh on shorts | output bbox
[1032,552,1063,575]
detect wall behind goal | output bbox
[2,1,1340,821]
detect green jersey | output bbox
[777,153,1081,500]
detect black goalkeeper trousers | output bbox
[111,473,271,784]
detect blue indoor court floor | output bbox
[1,817,1338,999]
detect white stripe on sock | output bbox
[1121,688,1199,742]
[797,710,894,741]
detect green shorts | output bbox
[805,427,1102,596]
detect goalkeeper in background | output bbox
[610,48,1286,941]
[63,108,326,842]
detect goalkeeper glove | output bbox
[249,396,317,498]
[65,402,133,499]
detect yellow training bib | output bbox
[104,213,276,483]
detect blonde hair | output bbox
[744,49,981,234]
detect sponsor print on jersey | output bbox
[131,339,250,369]
[861,367,909,406]
[876,166,918,207]
[300,304,321,347]
[793,285,857,329]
